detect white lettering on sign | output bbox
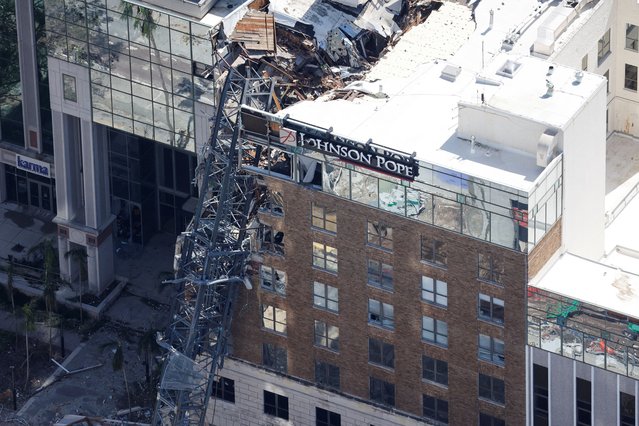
[294,130,417,180]
[16,155,50,178]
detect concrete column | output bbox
[52,111,82,221]
[15,0,41,152]
[81,121,111,228]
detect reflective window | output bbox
[627,24,638,51]
[261,305,287,334]
[422,355,448,386]
[313,242,338,273]
[598,29,611,64]
[367,259,393,291]
[478,334,505,365]
[422,316,448,347]
[368,299,394,330]
[314,320,339,351]
[422,276,447,307]
[312,203,336,232]
[260,265,286,296]
[478,293,504,324]
[313,282,338,312]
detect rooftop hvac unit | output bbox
[537,128,559,167]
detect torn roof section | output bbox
[269,0,402,48]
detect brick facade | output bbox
[230,176,528,425]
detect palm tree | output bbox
[138,328,159,385]
[6,257,18,350]
[29,239,59,356]
[22,301,36,389]
[64,247,87,325]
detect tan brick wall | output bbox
[528,219,562,280]
[231,177,527,425]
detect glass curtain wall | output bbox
[0,0,25,146]
[44,0,216,153]
[35,0,54,155]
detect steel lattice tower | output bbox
[152,41,275,425]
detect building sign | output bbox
[16,155,50,178]
[283,125,419,180]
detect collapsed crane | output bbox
[151,31,276,425]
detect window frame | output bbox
[422,355,448,386]
[478,293,504,325]
[625,63,638,92]
[313,241,338,273]
[620,391,635,426]
[62,73,78,102]
[598,29,611,64]
[316,407,341,426]
[479,413,506,426]
[533,364,549,425]
[260,265,286,296]
[478,253,503,285]
[423,394,449,424]
[259,224,285,255]
[478,373,505,405]
[261,304,287,334]
[367,259,394,291]
[313,281,339,313]
[422,316,448,347]
[421,276,448,307]
[368,298,395,330]
[314,320,340,352]
[367,220,393,251]
[576,377,592,426]
[626,24,638,52]
[369,376,395,407]
[262,343,287,373]
[478,334,505,366]
[369,338,395,369]
[420,235,447,267]
[264,390,289,420]
[312,202,337,233]
[315,360,340,390]
[211,376,235,403]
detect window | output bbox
[259,224,284,255]
[478,253,503,284]
[479,413,505,426]
[625,64,638,91]
[367,221,393,250]
[576,378,592,426]
[620,392,636,426]
[479,374,505,404]
[533,364,549,426]
[260,265,286,295]
[262,305,287,334]
[314,320,339,351]
[421,236,447,266]
[367,260,393,290]
[370,377,395,407]
[422,316,448,347]
[627,24,638,51]
[598,29,611,64]
[478,294,504,324]
[581,54,588,71]
[316,407,341,426]
[211,376,235,403]
[368,299,394,329]
[313,282,338,312]
[315,361,340,389]
[62,74,77,102]
[604,70,610,93]
[260,190,284,215]
[264,390,289,420]
[312,203,336,232]
[263,343,287,373]
[423,395,448,424]
[422,355,448,386]
[478,334,504,365]
[369,338,395,368]
[313,242,338,273]
[422,276,448,307]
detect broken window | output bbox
[241,141,292,179]
[260,265,286,296]
[260,190,285,216]
[259,224,285,255]
[367,221,392,250]
[368,298,394,330]
[299,155,323,187]
[478,253,503,284]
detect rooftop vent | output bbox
[496,60,521,78]
[441,65,462,82]
[537,128,559,167]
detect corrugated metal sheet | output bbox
[230,10,277,53]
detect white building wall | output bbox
[561,77,607,260]
[211,359,432,426]
[527,346,639,426]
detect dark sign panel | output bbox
[283,124,419,180]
